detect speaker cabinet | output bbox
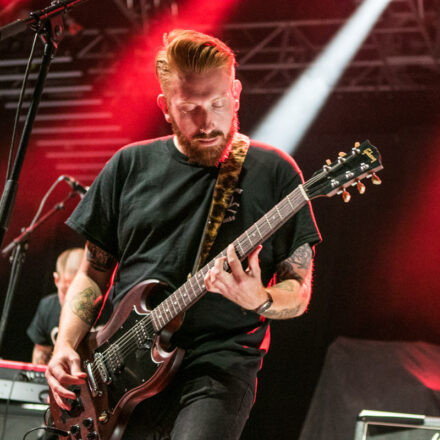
[0,402,48,440]
[354,410,440,440]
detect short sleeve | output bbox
[66,152,123,258]
[27,301,51,345]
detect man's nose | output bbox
[199,108,215,132]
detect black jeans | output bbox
[122,372,255,440]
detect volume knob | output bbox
[83,417,94,429]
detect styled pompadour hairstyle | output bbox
[155,29,237,95]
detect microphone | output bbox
[60,175,89,198]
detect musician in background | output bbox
[46,30,321,439]
[27,248,84,365]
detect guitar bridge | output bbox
[85,360,102,397]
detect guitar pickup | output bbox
[93,352,112,386]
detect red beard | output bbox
[170,113,238,167]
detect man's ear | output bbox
[232,79,242,112]
[157,94,171,123]
[53,272,59,289]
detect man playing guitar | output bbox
[46,29,321,440]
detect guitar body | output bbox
[49,279,185,440]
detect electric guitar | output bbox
[48,140,383,440]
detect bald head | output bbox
[54,248,84,306]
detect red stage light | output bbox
[99,0,241,142]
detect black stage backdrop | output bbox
[1,87,440,439]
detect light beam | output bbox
[252,0,392,153]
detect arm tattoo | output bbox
[275,280,298,292]
[86,241,116,273]
[276,243,313,284]
[70,287,100,325]
[264,244,314,319]
[33,345,53,365]
[263,306,302,320]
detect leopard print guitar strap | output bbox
[192,132,250,274]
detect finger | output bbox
[227,245,245,280]
[248,245,262,277]
[214,256,227,271]
[204,269,229,294]
[53,390,70,411]
[46,373,77,402]
[70,358,87,378]
[51,363,86,386]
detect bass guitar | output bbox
[48,140,383,440]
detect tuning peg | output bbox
[356,180,366,194]
[338,152,347,157]
[371,173,382,185]
[342,189,351,203]
[325,159,332,165]
[354,141,360,148]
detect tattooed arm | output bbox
[32,344,53,365]
[205,243,314,321]
[261,243,314,320]
[46,241,116,409]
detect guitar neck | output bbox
[150,185,309,332]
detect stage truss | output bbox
[0,0,438,180]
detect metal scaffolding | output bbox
[0,0,439,180]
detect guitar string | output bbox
[90,194,308,379]
[91,157,370,373]
[93,172,348,377]
[89,189,310,376]
[93,155,376,375]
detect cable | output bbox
[6,32,39,182]
[22,426,69,439]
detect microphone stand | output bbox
[0,0,91,248]
[0,191,79,354]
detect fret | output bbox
[150,311,159,331]
[171,296,180,314]
[166,294,178,315]
[192,273,203,291]
[176,287,185,311]
[275,205,283,221]
[160,301,170,324]
[286,193,295,211]
[182,283,191,305]
[236,238,245,257]
[154,307,165,329]
[254,222,264,240]
[159,304,170,325]
[264,213,273,230]
[163,303,172,320]
[188,278,200,301]
[245,229,254,248]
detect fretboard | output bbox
[149,184,309,332]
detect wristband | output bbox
[254,289,273,314]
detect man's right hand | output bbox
[46,241,115,410]
[45,345,87,410]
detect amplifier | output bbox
[354,410,440,440]
[0,359,48,404]
[0,402,48,440]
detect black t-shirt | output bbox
[66,136,321,384]
[27,293,61,346]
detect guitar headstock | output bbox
[304,140,383,201]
